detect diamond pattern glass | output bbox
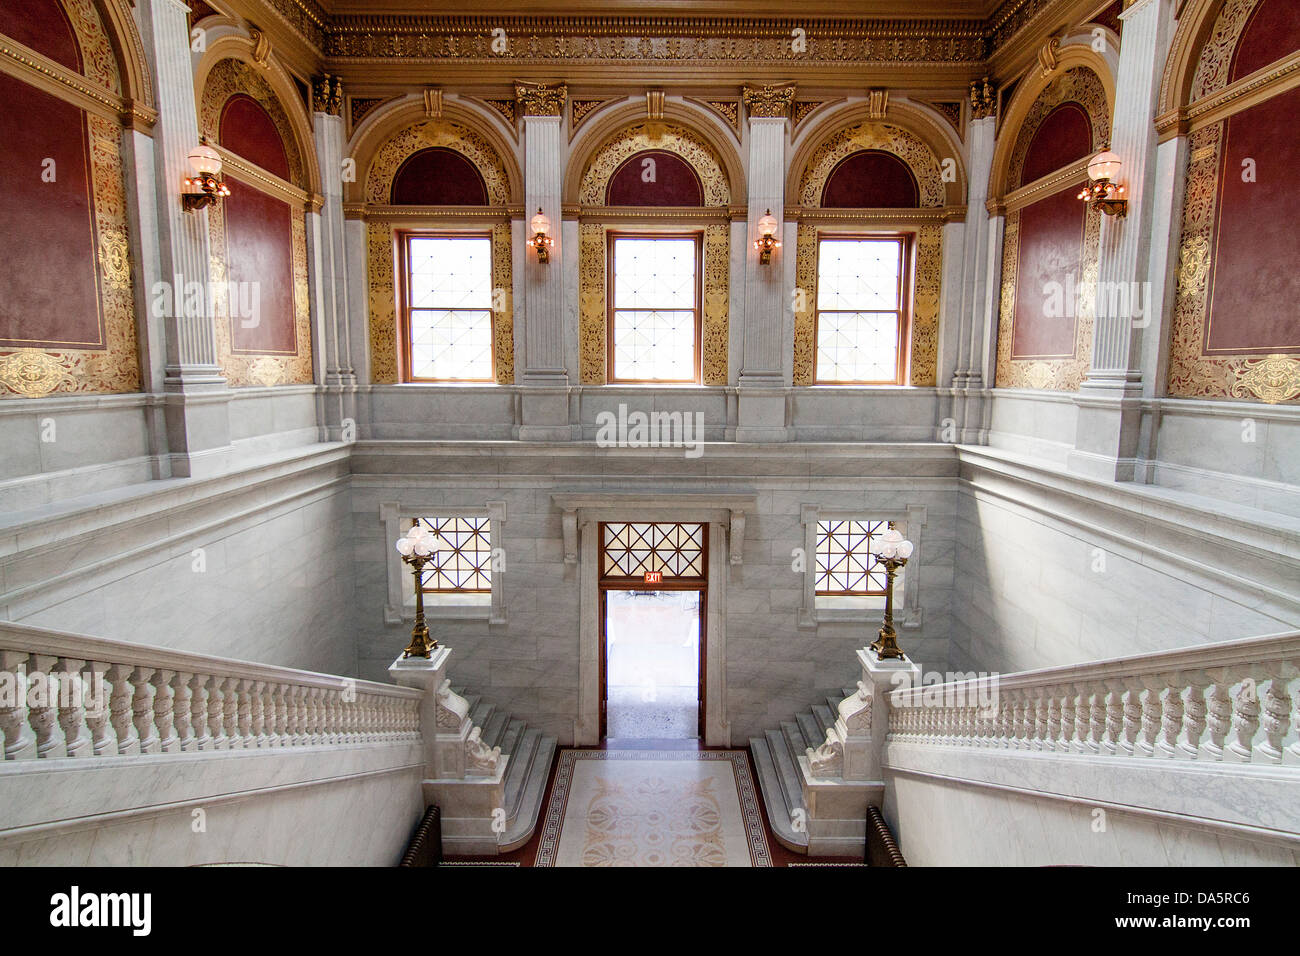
[610,236,699,382]
[815,237,906,383]
[602,522,706,578]
[406,235,494,381]
[415,516,493,592]
[815,519,889,595]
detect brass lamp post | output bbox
[395,524,448,658]
[869,528,914,661]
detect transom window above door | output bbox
[608,234,702,383]
[402,233,494,382]
[815,236,910,384]
[602,522,706,579]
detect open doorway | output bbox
[602,588,703,739]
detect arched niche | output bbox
[357,114,516,386]
[1164,0,1300,404]
[571,119,733,386]
[0,0,142,399]
[991,62,1111,393]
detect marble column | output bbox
[946,92,998,444]
[515,83,572,440]
[1069,0,1177,480]
[137,0,230,476]
[735,85,795,442]
[310,75,357,442]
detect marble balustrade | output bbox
[0,621,421,761]
[885,630,1300,765]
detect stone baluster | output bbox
[1156,677,1185,758]
[1084,684,1105,754]
[207,674,228,750]
[107,664,140,755]
[189,674,212,751]
[1045,695,1062,753]
[237,679,255,748]
[1101,681,1124,755]
[268,683,287,747]
[1224,676,1261,763]
[0,651,38,760]
[1202,676,1232,760]
[1289,686,1300,766]
[1257,668,1293,764]
[1070,685,1090,754]
[1058,687,1076,753]
[311,687,326,743]
[85,662,118,757]
[130,667,160,754]
[29,655,68,759]
[1177,674,1210,759]
[249,680,267,748]
[55,658,93,758]
[323,689,339,743]
[152,668,179,754]
[1010,692,1028,750]
[1119,680,1143,756]
[295,686,310,745]
[222,677,242,749]
[1136,680,1163,757]
[1028,695,1045,750]
[172,672,195,752]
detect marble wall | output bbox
[350,442,959,744]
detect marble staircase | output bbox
[750,685,860,853]
[451,686,557,852]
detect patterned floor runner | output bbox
[534,749,772,867]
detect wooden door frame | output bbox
[598,582,707,741]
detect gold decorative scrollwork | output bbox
[1230,356,1300,404]
[515,81,566,117]
[742,84,795,119]
[1190,0,1258,101]
[0,350,77,398]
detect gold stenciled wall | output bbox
[792,121,945,387]
[576,123,731,386]
[199,57,313,388]
[1166,0,1300,405]
[994,66,1110,392]
[364,120,515,385]
[0,0,140,399]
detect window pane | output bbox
[408,236,493,309]
[816,238,901,311]
[409,309,494,380]
[815,519,889,595]
[612,237,697,309]
[415,516,492,592]
[817,312,899,383]
[610,236,699,381]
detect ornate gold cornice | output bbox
[515,80,566,117]
[345,203,521,222]
[743,83,796,119]
[786,205,966,224]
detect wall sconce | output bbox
[530,207,553,263]
[754,208,780,264]
[395,524,449,659]
[869,528,914,661]
[1078,150,1127,217]
[182,143,230,211]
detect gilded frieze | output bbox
[1190,0,1258,101]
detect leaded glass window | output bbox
[814,519,890,595]
[609,235,701,383]
[601,522,706,578]
[403,234,494,382]
[414,516,493,592]
[815,236,909,384]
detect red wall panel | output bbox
[391,147,488,205]
[0,72,102,350]
[223,179,297,355]
[0,0,81,72]
[1020,103,1092,186]
[1229,0,1300,84]
[220,94,291,181]
[1012,186,1086,359]
[821,150,919,208]
[1204,83,1300,354]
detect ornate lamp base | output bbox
[402,623,438,659]
[870,624,906,661]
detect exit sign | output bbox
[643,571,663,584]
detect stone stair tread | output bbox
[503,728,541,815]
[468,700,495,732]
[811,703,837,736]
[497,718,526,757]
[749,737,808,851]
[765,728,805,819]
[500,734,556,851]
[797,711,826,749]
[781,720,810,755]
[825,696,845,718]
[479,710,509,749]
[841,686,860,701]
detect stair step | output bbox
[500,734,556,852]
[811,704,837,738]
[479,709,509,750]
[497,718,526,758]
[461,694,481,718]
[468,701,494,730]
[503,728,541,817]
[749,737,808,851]
[797,711,826,750]
[765,728,805,821]
[825,696,846,719]
[781,720,810,756]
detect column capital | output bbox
[312,74,343,116]
[969,76,997,120]
[515,81,567,117]
[742,83,796,120]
